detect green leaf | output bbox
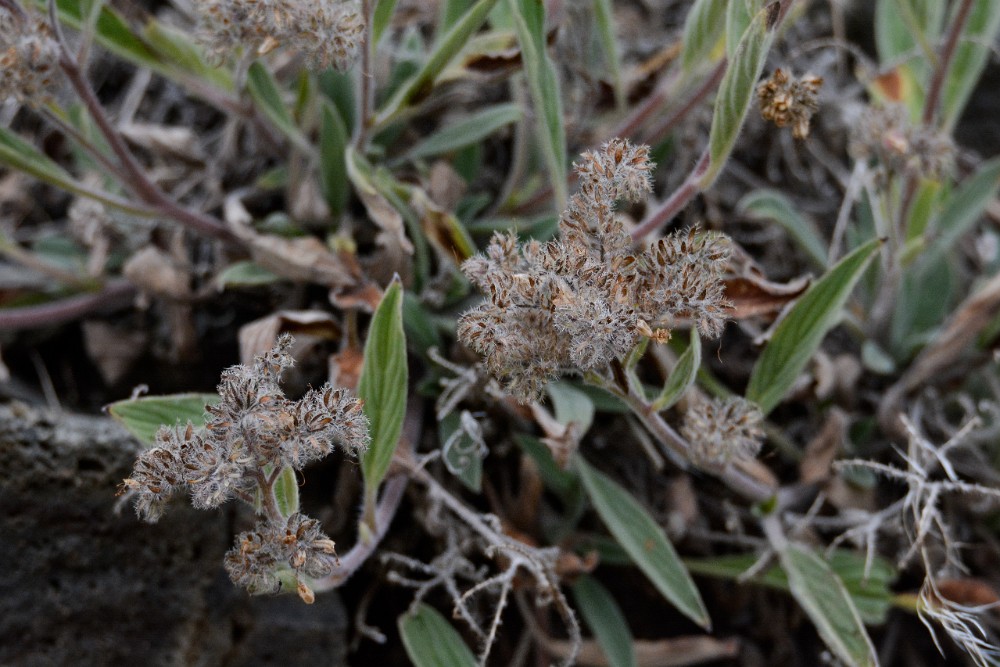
[923,156,1000,268]
[106,393,219,446]
[547,381,595,435]
[516,434,579,499]
[940,0,1000,131]
[319,101,350,216]
[724,0,752,60]
[576,457,711,629]
[273,465,300,517]
[373,0,399,44]
[681,0,727,71]
[572,575,637,667]
[651,328,701,411]
[509,0,568,208]
[746,238,882,414]
[402,292,444,357]
[593,0,625,108]
[403,103,522,162]
[246,62,312,153]
[875,0,942,85]
[359,279,409,495]
[738,189,828,270]
[215,260,283,289]
[376,0,501,127]
[0,126,150,216]
[685,549,895,625]
[703,6,776,188]
[440,0,476,31]
[779,544,878,667]
[141,20,231,89]
[439,412,484,492]
[399,603,477,667]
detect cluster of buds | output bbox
[0,3,59,106]
[850,104,955,182]
[121,335,369,601]
[681,397,764,467]
[458,139,731,400]
[195,0,364,70]
[757,68,823,140]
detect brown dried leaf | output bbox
[328,342,364,392]
[428,160,467,212]
[724,271,810,320]
[82,320,148,385]
[225,195,360,288]
[934,578,1000,608]
[800,408,847,484]
[120,123,206,163]
[238,310,342,365]
[122,246,190,299]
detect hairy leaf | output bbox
[703,6,776,187]
[572,575,637,667]
[682,0,728,71]
[651,328,702,411]
[404,103,522,161]
[508,0,568,208]
[576,457,710,629]
[359,279,408,494]
[106,393,219,446]
[399,603,477,667]
[780,544,879,666]
[738,190,828,269]
[747,238,881,414]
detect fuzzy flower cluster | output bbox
[458,139,731,400]
[850,104,955,182]
[122,334,369,521]
[122,335,367,601]
[0,5,59,106]
[757,68,823,140]
[681,397,764,467]
[225,512,338,602]
[195,0,364,70]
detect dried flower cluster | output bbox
[195,0,364,70]
[850,104,955,182]
[0,5,59,106]
[225,512,338,602]
[757,68,823,139]
[458,139,731,400]
[681,397,764,467]
[121,335,368,601]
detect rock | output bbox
[0,402,347,667]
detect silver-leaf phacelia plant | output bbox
[120,334,369,603]
[458,138,731,401]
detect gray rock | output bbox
[0,402,347,667]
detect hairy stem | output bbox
[630,149,710,242]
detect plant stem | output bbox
[353,0,376,150]
[49,3,236,242]
[922,0,974,126]
[631,149,710,241]
[311,402,421,591]
[601,370,777,504]
[642,59,726,146]
[0,279,135,331]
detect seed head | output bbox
[850,104,955,182]
[681,397,764,467]
[195,0,364,70]
[0,7,59,106]
[757,68,823,140]
[458,139,732,401]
